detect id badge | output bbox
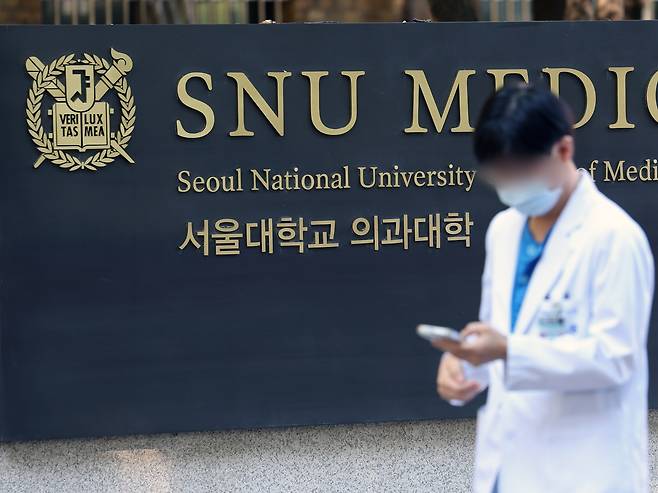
[537,297,575,339]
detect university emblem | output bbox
[25,48,136,171]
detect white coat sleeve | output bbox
[504,225,654,392]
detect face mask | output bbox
[495,178,562,216]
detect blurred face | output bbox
[478,136,574,216]
[479,140,567,188]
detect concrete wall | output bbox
[1,411,656,492]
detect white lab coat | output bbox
[471,168,654,493]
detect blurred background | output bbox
[0,0,656,25]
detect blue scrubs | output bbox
[510,219,553,332]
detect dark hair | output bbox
[473,84,574,164]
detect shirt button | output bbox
[526,245,538,255]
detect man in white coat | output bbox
[433,84,654,493]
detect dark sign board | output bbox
[0,21,656,441]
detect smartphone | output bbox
[416,324,461,343]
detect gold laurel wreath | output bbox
[26,53,136,172]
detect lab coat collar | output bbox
[511,168,598,335]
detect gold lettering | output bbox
[541,67,596,128]
[301,70,365,135]
[603,160,626,181]
[646,70,658,123]
[227,71,291,137]
[176,72,215,139]
[404,69,476,134]
[178,170,191,192]
[609,67,635,129]
[486,69,529,91]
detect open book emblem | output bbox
[25,48,136,172]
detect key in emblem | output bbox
[65,65,95,113]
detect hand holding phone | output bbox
[416,324,461,343]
